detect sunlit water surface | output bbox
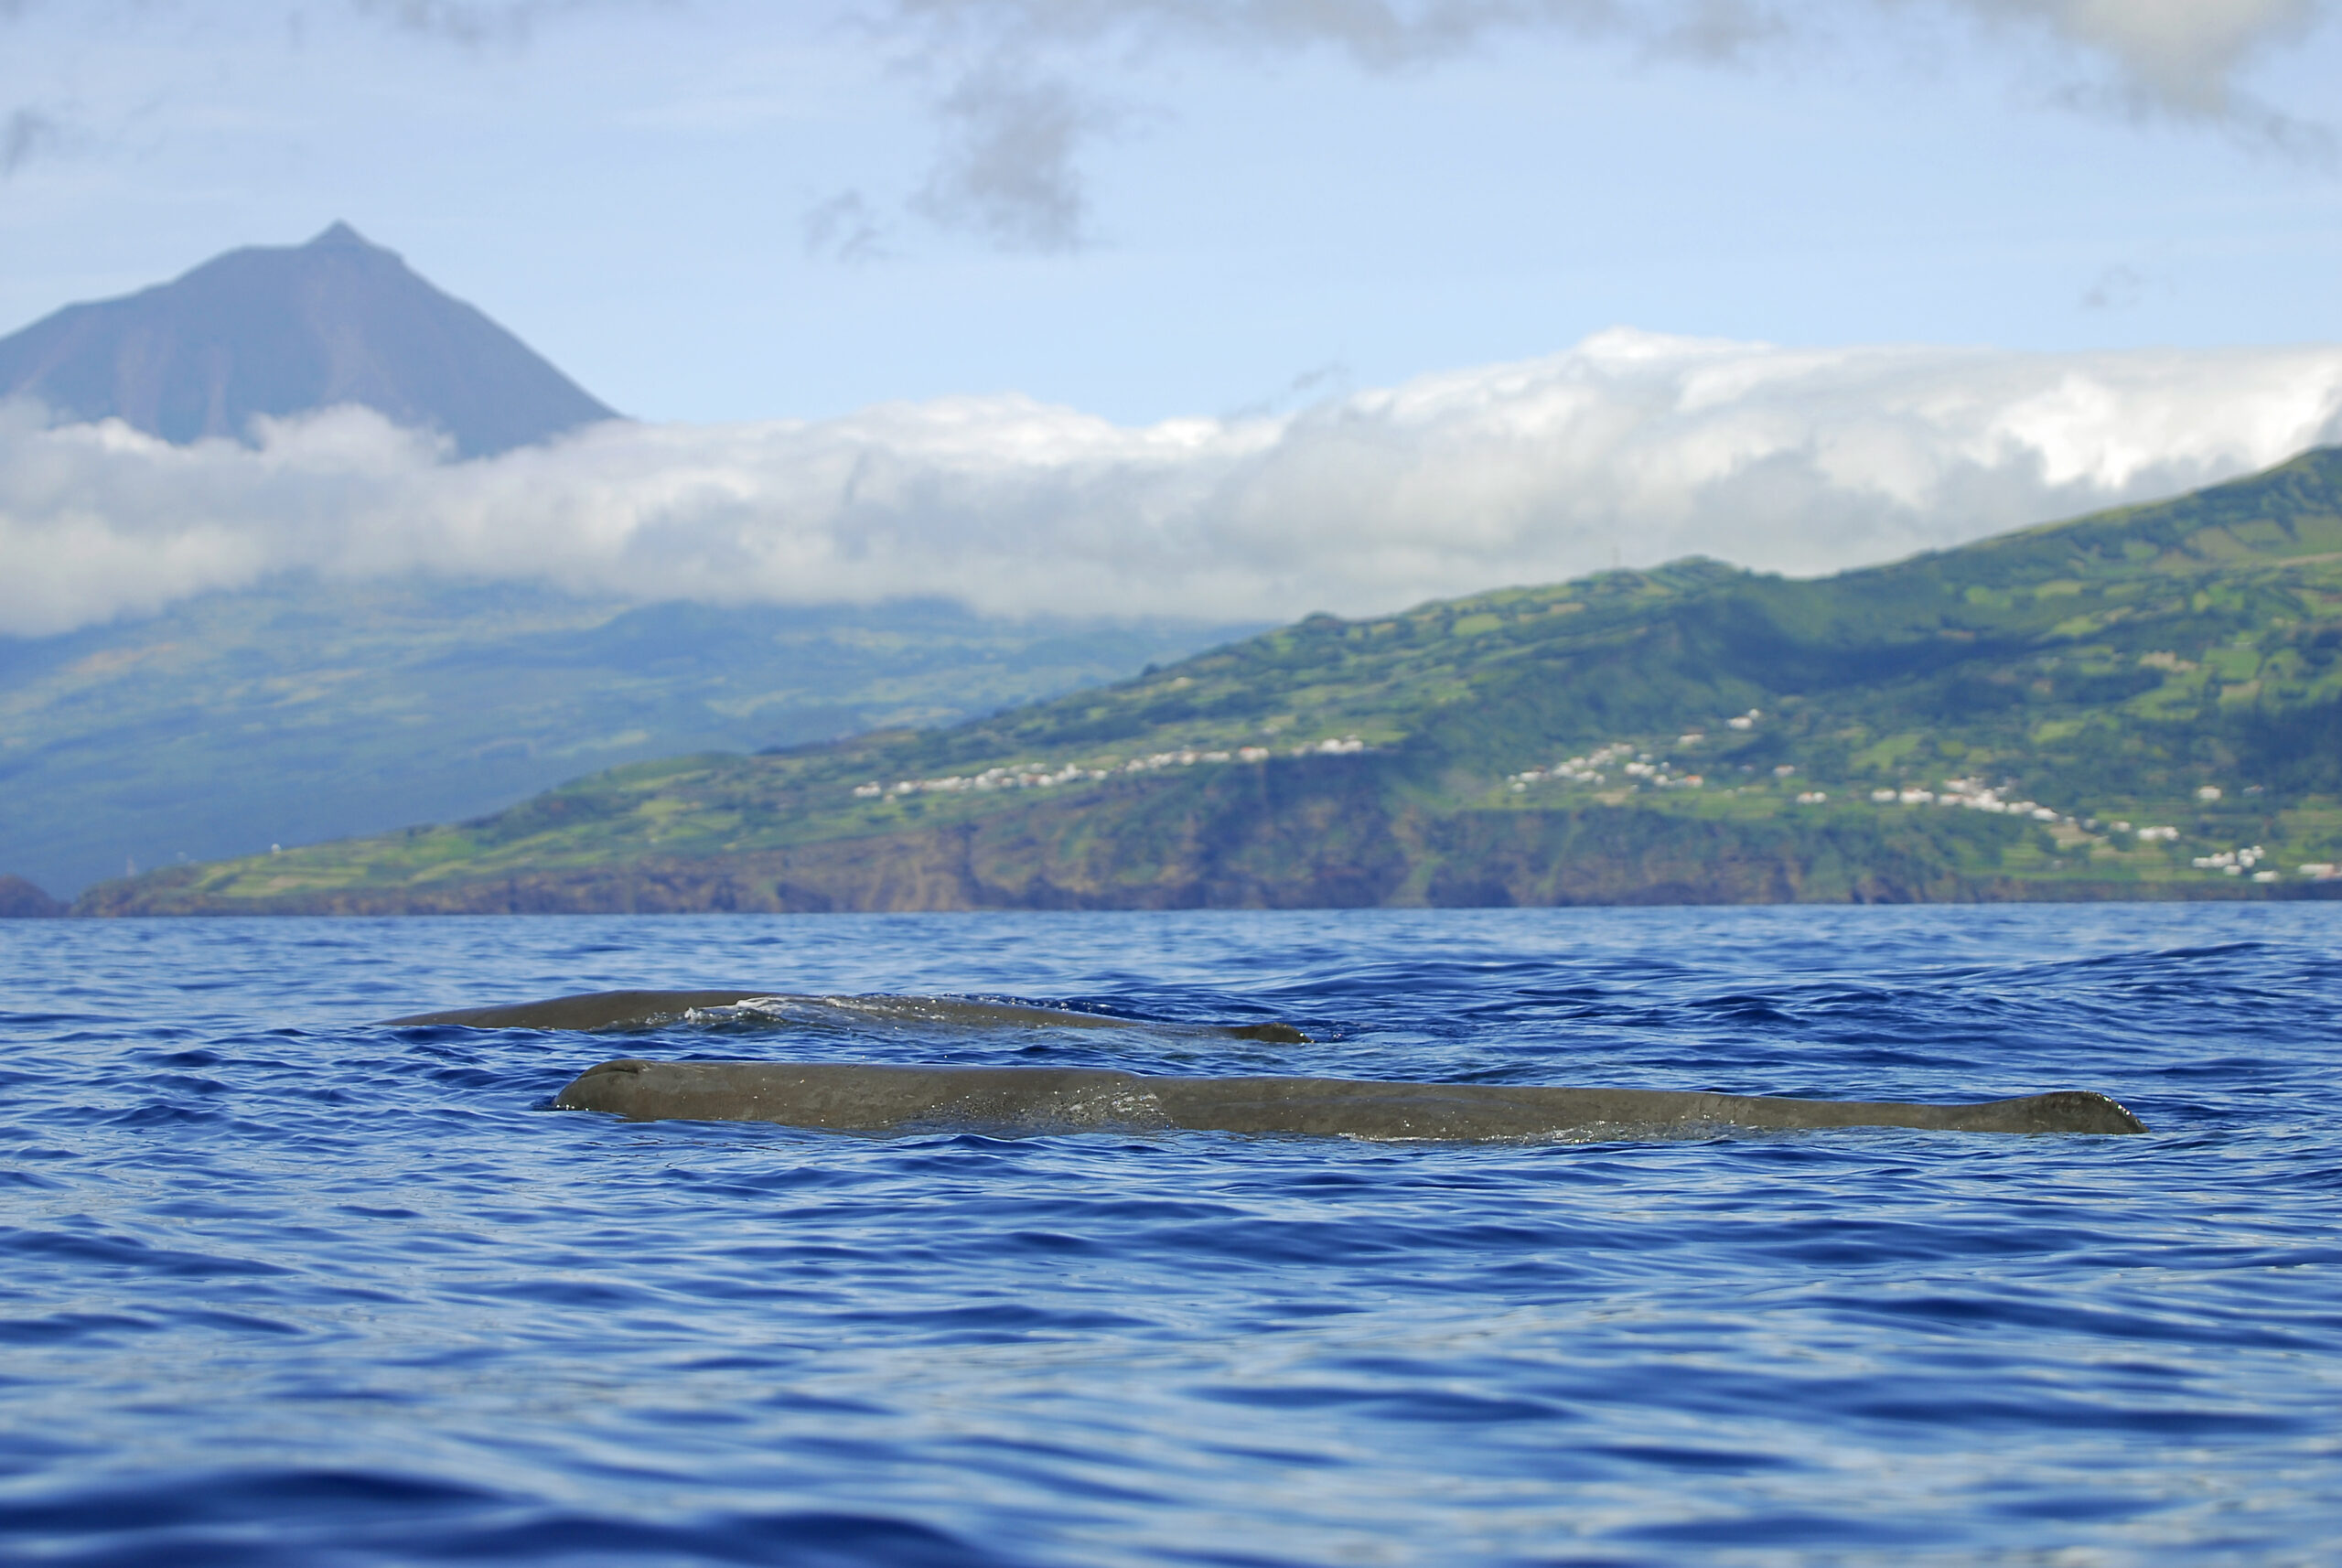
[3,906,2338,1565]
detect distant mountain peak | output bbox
[0,226,619,458]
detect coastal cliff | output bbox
[81,446,2342,914]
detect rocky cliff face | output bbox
[0,223,617,456]
[72,760,2321,916]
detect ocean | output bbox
[4,905,2337,1565]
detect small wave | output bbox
[12,905,2342,1566]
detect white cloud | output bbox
[4,330,2339,638]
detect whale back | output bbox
[552,1058,2149,1141]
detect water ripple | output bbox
[2,904,2338,1564]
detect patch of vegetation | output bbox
[82,448,2342,912]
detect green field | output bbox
[81,446,2342,913]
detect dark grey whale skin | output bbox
[387,991,806,1031]
[383,990,1308,1043]
[392,991,2146,1138]
[553,1059,2150,1140]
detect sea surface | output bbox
[3,906,2338,1566]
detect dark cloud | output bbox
[803,189,891,263]
[1221,361,1357,422]
[1964,0,2325,114]
[910,67,1115,252]
[882,1,2336,250]
[8,2,2329,250]
[2,2,646,44]
[1989,1,2334,165]
[2079,263,2144,311]
[892,1,1629,70]
[895,1,2329,99]
[345,1,650,48]
[2,108,59,177]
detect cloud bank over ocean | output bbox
[5,328,2340,639]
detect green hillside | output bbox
[0,578,1249,898]
[81,447,2342,913]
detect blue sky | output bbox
[4,1,2337,424]
[3,3,2341,635]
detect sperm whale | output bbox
[551,1059,2149,1139]
[384,989,1310,1043]
[390,990,2145,1139]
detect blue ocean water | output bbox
[3,905,2338,1566]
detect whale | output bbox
[391,989,2146,1140]
[552,1058,2150,1140]
[384,989,1311,1043]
